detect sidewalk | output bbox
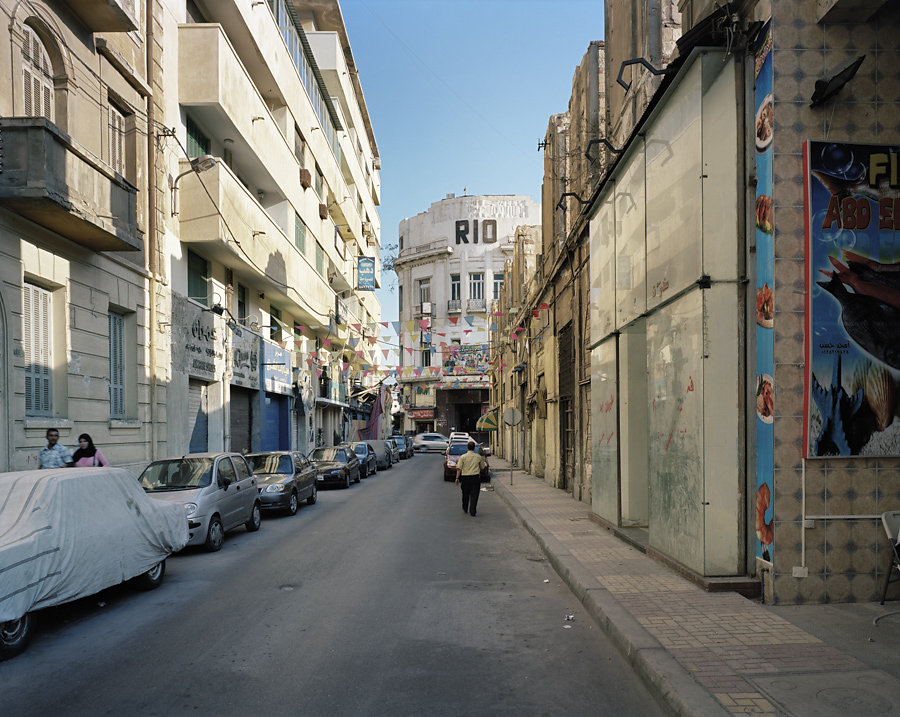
[487,458,900,717]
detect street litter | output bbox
[565,612,575,621]
[563,624,572,629]
[543,579,550,583]
[480,485,494,492]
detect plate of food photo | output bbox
[755,94,773,152]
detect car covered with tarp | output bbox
[0,467,188,660]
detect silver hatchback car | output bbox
[139,453,261,552]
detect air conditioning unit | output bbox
[373,157,381,170]
[362,221,374,237]
[319,203,328,220]
[300,168,312,189]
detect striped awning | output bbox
[475,410,499,431]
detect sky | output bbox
[339,0,606,323]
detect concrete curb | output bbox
[493,475,729,717]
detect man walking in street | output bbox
[455,440,486,517]
[39,428,74,469]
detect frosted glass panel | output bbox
[615,146,646,327]
[591,340,619,522]
[590,189,616,343]
[647,288,704,574]
[646,62,702,309]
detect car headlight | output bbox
[264,484,285,493]
[184,502,198,517]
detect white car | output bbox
[0,467,188,661]
[412,432,450,453]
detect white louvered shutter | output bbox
[22,26,53,122]
[24,284,52,415]
[109,313,125,418]
[109,104,126,175]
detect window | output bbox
[185,115,210,159]
[109,312,125,418]
[417,278,430,305]
[469,272,484,300]
[315,242,324,276]
[315,165,324,199]
[22,25,54,121]
[420,337,431,368]
[187,249,209,306]
[493,272,505,301]
[24,282,52,416]
[294,126,306,168]
[237,284,248,325]
[294,212,306,254]
[450,274,461,301]
[108,102,127,175]
[398,285,403,314]
[270,305,282,340]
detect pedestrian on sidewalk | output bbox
[71,434,110,467]
[455,440,486,517]
[39,428,74,469]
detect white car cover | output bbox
[0,467,188,622]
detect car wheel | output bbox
[355,467,361,483]
[246,502,262,532]
[344,472,350,489]
[307,483,317,505]
[134,560,166,591]
[204,515,225,552]
[287,491,299,516]
[0,613,33,661]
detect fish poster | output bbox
[804,140,900,457]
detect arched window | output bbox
[22,25,54,121]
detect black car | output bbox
[245,451,318,515]
[350,442,378,476]
[310,446,361,488]
[390,435,414,459]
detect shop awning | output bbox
[475,410,499,431]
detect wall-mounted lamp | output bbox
[171,154,218,217]
[205,302,243,337]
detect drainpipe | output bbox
[145,0,158,461]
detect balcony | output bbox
[63,0,138,32]
[447,299,461,313]
[0,118,141,251]
[394,239,453,268]
[467,298,486,312]
[178,158,332,322]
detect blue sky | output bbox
[340,0,606,322]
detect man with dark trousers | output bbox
[455,441,486,517]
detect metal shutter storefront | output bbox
[230,387,252,454]
[188,380,208,453]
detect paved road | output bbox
[1,454,666,717]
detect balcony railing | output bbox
[447,299,462,313]
[467,298,486,312]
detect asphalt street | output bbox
[1,453,666,717]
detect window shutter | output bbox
[24,283,52,415]
[109,313,125,418]
[109,105,125,174]
[22,26,53,121]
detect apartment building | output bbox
[395,194,539,436]
[0,0,382,469]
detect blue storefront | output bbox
[260,341,292,451]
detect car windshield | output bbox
[312,447,344,462]
[139,457,215,491]
[393,437,407,446]
[246,454,292,475]
[352,444,367,456]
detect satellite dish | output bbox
[503,407,523,426]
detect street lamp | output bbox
[171,154,218,216]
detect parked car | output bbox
[310,446,360,488]
[413,432,450,453]
[365,440,394,470]
[245,451,317,515]
[390,434,414,459]
[387,437,401,463]
[139,453,261,552]
[443,442,491,482]
[350,442,378,476]
[0,467,188,661]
